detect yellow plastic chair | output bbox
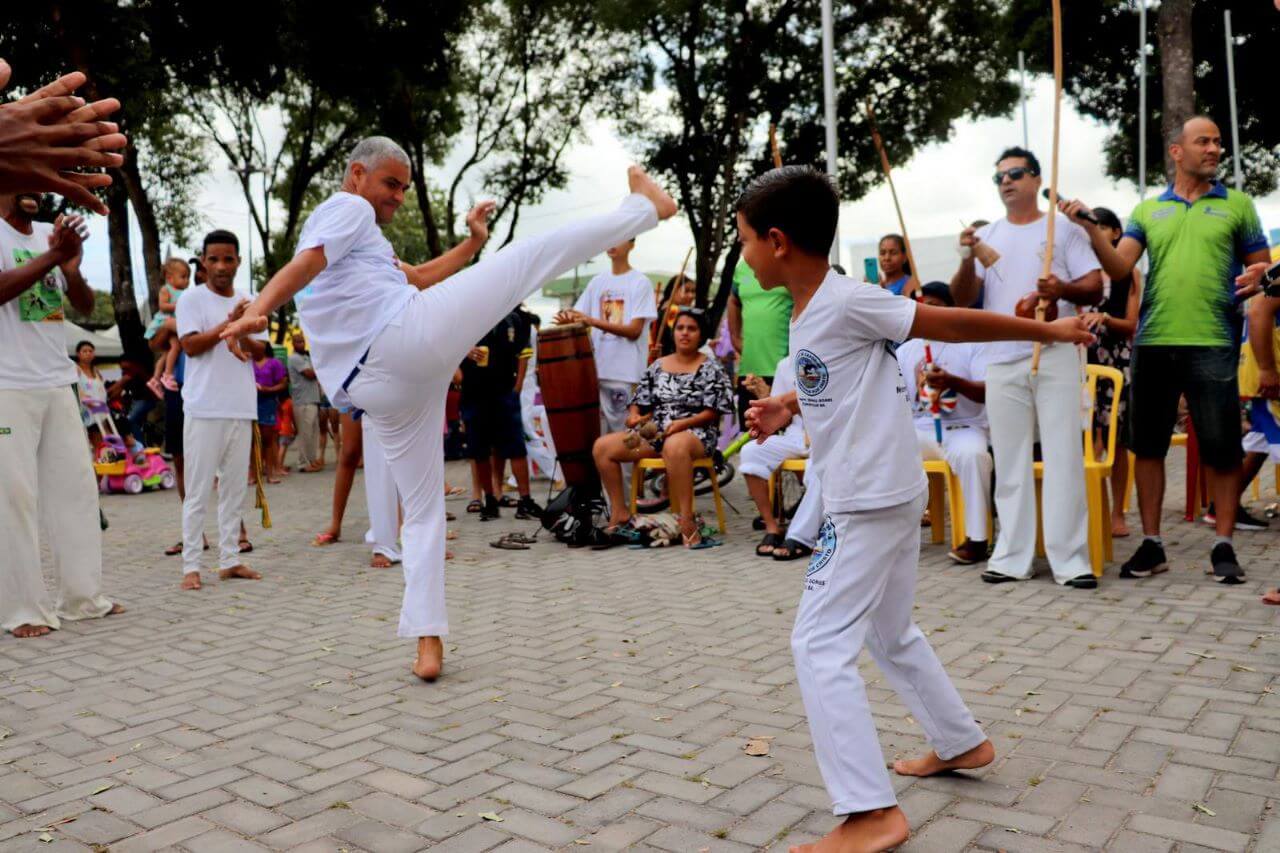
[1033,364,1123,577]
[921,458,994,550]
[1122,432,1190,514]
[630,457,727,533]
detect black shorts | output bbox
[461,391,526,461]
[736,374,773,431]
[1128,345,1242,470]
[164,387,184,456]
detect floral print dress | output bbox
[629,356,735,455]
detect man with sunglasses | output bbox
[951,146,1102,589]
[1060,116,1272,585]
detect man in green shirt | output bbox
[1063,115,1272,585]
[728,260,793,428]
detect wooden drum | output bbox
[536,323,601,487]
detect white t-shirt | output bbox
[294,192,415,408]
[973,212,1099,364]
[176,285,264,420]
[573,269,657,384]
[790,270,925,513]
[0,219,76,390]
[894,338,988,430]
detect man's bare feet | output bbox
[370,553,393,569]
[181,572,202,590]
[413,636,444,681]
[627,166,678,220]
[1262,589,1280,605]
[106,603,126,617]
[219,565,262,581]
[11,624,52,638]
[893,739,995,778]
[790,807,909,853]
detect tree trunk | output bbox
[1157,0,1195,182]
[106,182,147,363]
[708,239,740,333]
[118,147,166,314]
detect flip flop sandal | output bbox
[685,536,721,550]
[772,539,813,561]
[490,534,531,550]
[505,532,538,545]
[444,485,468,498]
[498,495,519,508]
[165,540,209,556]
[756,532,784,556]
[466,500,483,514]
[312,532,340,546]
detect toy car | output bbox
[93,436,176,494]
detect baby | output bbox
[145,257,190,397]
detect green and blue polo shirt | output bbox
[1123,182,1269,347]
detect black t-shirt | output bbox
[460,309,532,402]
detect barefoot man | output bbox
[177,229,266,590]
[739,167,1092,853]
[221,137,676,680]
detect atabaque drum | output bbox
[537,323,601,487]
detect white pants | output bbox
[738,426,807,479]
[347,193,660,638]
[361,417,401,563]
[294,402,321,468]
[788,475,824,548]
[915,424,992,541]
[1243,430,1280,463]
[0,388,113,632]
[182,417,252,574]
[985,345,1090,582]
[792,495,986,814]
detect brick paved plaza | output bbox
[3,458,1280,852]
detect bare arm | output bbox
[1250,295,1280,398]
[949,227,981,307]
[592,316,647,340]
[158,287,178,314]
[665,408,718,436]
[727,294,744,354]
[399,201,494,289]
[0,249,65,307]
[514,354,529,392]
[220,249,327,349]
[910,303,1094,346]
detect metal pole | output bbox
[1018,50,1029,149]
[1225,9,1243,191]
[820,0,839,266]
[1138,1,1147,199]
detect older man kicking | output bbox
[222,137,676,680]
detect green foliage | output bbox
[65,289,115,330]
[1004,0,1280,195]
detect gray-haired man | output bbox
[221,136,678,681]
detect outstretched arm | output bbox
[220,248,327,352]
[910,303,1094,346]
[1250,295,1280,399]
[399,201,494,289]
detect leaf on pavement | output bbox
[479,812,504,822]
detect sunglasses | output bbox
[993,167,1037,185]
[676,306,706,316]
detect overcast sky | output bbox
[76,76,1280,314]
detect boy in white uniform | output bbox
[222,137,676,681]
[0,194,121,637]
[741,167,1092,853]
[177,230,268,590]
[894,281,993,564]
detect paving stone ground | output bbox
[3,456,1280,852]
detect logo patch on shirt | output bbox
[807,516,837,578]
[1151,207,1176,221]
[1203,206,1229,219]
[794,349,829,396]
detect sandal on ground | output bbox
[445,512,456,522]
[312,531,340,546]
[465,499,483,514]
[239,539,253,554]
[166,539,209,556]
[772,539,813,561]
[497,495,519,508]
[491,533,532,551]
[594,520,641,550]
[756,532,784,556]
[444,484,467,498]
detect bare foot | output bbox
[413,636,444,681]
[446,529,458,541]
[893,739,995,778]
[11,624,52,638]
[1111,517,1131,537]
[106,603,126,617]
[219,565,262,581]
[789,807,909,853]
[370,553,393,569]
[181,572,202,590]
[627,166,678,220]
[1262,589,1280,606]
[446,550,454,560]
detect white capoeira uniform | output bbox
[294,191,659,638]
[177,285,265,575]
[788,271,985,814]
[361,417,401,563]
[895,339,993,539]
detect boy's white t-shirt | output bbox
[894,338,988,430]
[573,269,657,384]
[293,192,415,408]
[790,271,925,514]
[973,212,1099,365]
[177,285,265,420]
[0,219,76,390]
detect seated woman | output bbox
[593,308,734,548]
[651,273,697,359]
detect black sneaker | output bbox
[515,496,544,521]
[1065,574,1098,589]
[1209,542,1245,584]
[981,570,1019,584]
[479,494,500,522]
[1119,539,1168,579]
[1234,506,1269,531]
